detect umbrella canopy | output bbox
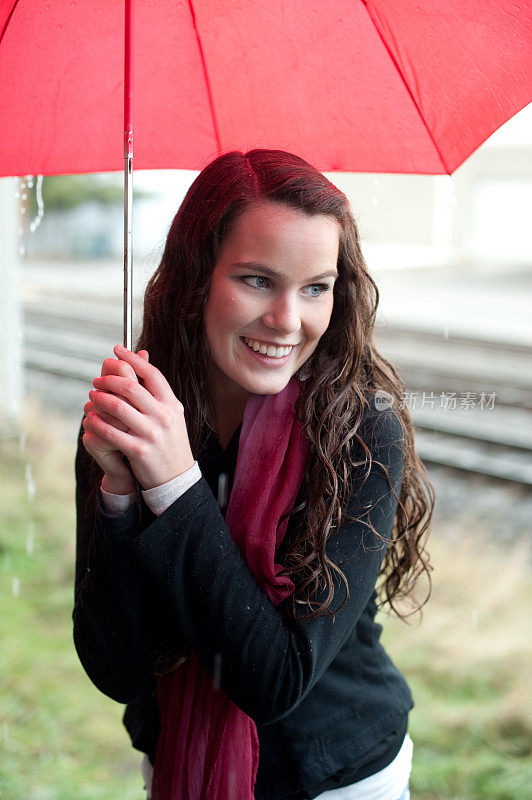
[1,0,531,177]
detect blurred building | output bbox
[333,103,532,271]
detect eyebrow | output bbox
[230,262,338,281]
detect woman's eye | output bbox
[240,276,331,296]
[241,275,270,289]
[305,283,331,297]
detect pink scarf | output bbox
[150,375,310,799]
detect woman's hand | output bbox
[83,350,150,494]
[82,345,195,491]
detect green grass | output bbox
[1,402,531,799]
[0,408,142,800]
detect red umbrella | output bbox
[1,0,531,344]
[1,0,531,176]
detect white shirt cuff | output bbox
[141,461,202,516]
[100,486,135,517]
[99,461,202,518]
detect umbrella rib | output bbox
[0,0,22,48]
[187,0,222,153]
[363,2,450,174]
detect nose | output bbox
[261,291,301,335]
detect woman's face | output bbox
[204,200,340,404]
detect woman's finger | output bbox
[90,375,159,418]
[113,345,173,404]
[84,399,130,432]
[88,388,150,437]
[83,411,137,456]
[101,356,138,381]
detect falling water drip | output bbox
[29,175,44,234]
[17,178,27,255]
[447,174,458,207]
[25,463,36,504]
[371,175,380,208]
[26,521,35,556]
[212,652,222,691]
[12,577,20,597]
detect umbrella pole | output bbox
[123,0,134,351]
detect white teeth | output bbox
[243,338,293,359]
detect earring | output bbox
[297,361,312,382]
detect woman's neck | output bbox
[209,369,251,450]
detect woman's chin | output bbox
[244,372,295,395]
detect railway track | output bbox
[21,293,532,487]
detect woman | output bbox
[73,149,434,800]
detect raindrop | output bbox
[20,207,26,214]
[371,177,380,207]
[25,463,36,504]
[14,191,20,199]
[447,175,458,207]
[29,175,45,234]
[212,652,222,691]
[19,181,26,189]
[27,177,34,188]
[217,472,228,508]
[26,522,35,556]
[12,577,20,597]
[21,193,27,200]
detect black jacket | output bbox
[73,397,414,799]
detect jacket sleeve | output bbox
[119,403,406,725]
[72,420,166,703]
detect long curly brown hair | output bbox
[131,149,434,638]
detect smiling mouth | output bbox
[240,337,294,359]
